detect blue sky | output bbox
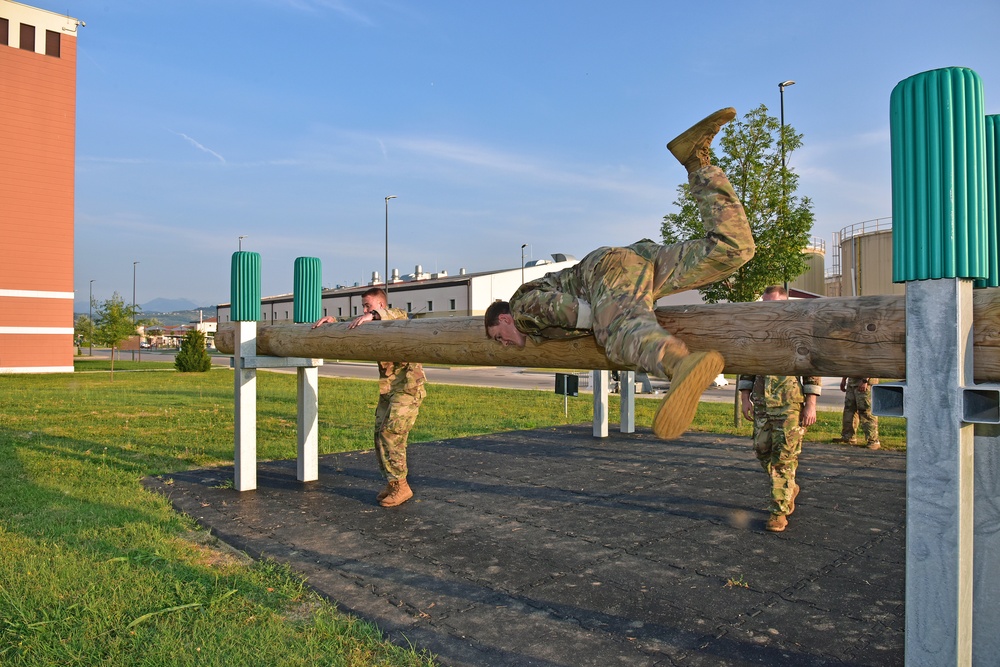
[47,0,999,311]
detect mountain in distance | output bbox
[143,297,200,312]
[142,299,218,327]
[73,297,217,327]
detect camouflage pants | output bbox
[841,386,879,444]
[586,166,753,375]
[753,408,805,516]
[374,388,425,481]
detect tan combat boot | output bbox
[765,514,788,532]
[376,484,392,502]
[652,350,725,440]
[379,479,413,507]
[667,107,737,173]
[866,441,881,450]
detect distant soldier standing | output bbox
[738,286,822,533]
[313,288,426,507]
[834,377,880,450]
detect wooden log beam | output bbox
[215,289,1000,381]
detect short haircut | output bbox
[362,287,387,304]
[484,300,510,334]
[762,285,788,298]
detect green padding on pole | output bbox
[890,67,988,283]
[293,257,322,323]
[978,115,1000,288]
[231,251,261,322]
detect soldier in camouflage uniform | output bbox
[485,108,755,441]
[738,285,821,533]
[834,377,880,450]
[313,287,426,507]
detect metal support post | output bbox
[592,370,609,438]
[234,320,258,492]
[297,366,320,482]
[904,279,975,665]
[619,371,635,433]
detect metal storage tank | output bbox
[835,218,903,296]
[788,237,827,296]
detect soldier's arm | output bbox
[737,375,755,421]
[512,289,591,333]
[800,376,822,427]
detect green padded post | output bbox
[231,251,261,322]
[979,115,1000,288]
[890,67,988,283]
[293,257,322,323]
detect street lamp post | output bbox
[89,279,94,356]
[521,244,528,284]
[778,80,796,289]
[385,195,397,298]
[133,261,139,362]
[239,235,247,251]
[778,80,795,169]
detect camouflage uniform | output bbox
[372,308,426,482]
[508,165,753,376]
[841,377,879,445]
[738,374,822,516]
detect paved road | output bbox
[109,350,850,412]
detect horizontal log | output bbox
[214,290,1000,381]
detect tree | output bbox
[175,329,212,372]
[93,292,141,378]
[661,104,815,303]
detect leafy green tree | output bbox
[175,329,212,372]
[93,292,141,378]
[661,104,815,303]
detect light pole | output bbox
[89,279,94,356]
[385,195,397,298]
[132,261,139,362]
[778,80,795,169]
[239,235,247,251]
[521,244,528,284]
[778,80,795,289]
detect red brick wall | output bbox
[0,30,77,372]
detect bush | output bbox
[174,329,212,372]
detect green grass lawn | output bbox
[0,363,905,665]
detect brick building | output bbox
[0,1,82,372]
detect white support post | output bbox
[592,370,609,438]
[904,279,974,665]
[297,366,319,482]
[234,320,258,492]
[619,371,635,433]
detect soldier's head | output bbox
[361,287,388,314]
[484,301,526,348]
[761,285,788,302]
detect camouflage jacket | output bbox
[372,308,426,397]
[508,239,681,342]
[737,374,822,414]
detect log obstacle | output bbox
[216,289,1000,381]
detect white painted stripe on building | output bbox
[0,327,75,334]
[0,289,76,299]
[0,366,75,374]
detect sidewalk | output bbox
[144,427,904,666]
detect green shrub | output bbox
[174,329,212,372]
